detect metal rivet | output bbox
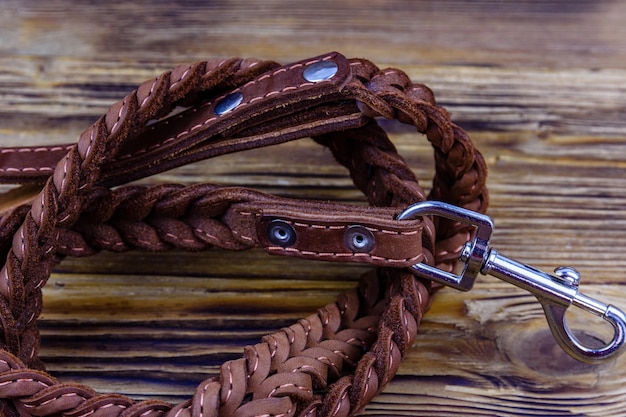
[214,92,243,115]
[344,225,375,253]
[267,220,297,247]
[460,241,473,263]
[303,60,338,83]
[554,266,581,288]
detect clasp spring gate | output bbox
[398,201,626,363]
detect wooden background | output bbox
[2,1,626,416]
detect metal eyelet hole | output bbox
[214,91,243,115]
[303,60,338,83]
[267,220,297,247]
[344,225,375,253]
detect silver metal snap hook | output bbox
[398,201,626,363]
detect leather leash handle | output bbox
[0,53,361,187]
[0,53,487,417]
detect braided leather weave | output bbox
[0,53,487,416]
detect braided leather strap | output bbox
[0,52,487,417]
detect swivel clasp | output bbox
[398,201,626,363]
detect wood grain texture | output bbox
[1,1,626,416]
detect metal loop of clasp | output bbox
[398,201,626,363]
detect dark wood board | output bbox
[1,1,626,416]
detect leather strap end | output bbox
[258,216,424,267]
[223,201,424,268]
[0,145,73,184]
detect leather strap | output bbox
[0,184,425,269]
[0,53,363,187]
[0,52,487,417]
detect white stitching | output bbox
[139,78,159,108]
[268,382,310,398]
[331,389,348,417]
[83,125,96,165]
[199,379,212,416]
[223,361,233,403]
[0,167,54,173]
[169,65,193,91]
[0,145,73,154]
[267,246,422,263]
[73,401,128,417]
[60,155,69,193]
[281,219,419,236]
[110,99,127,135]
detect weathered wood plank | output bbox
[3,1,626,68]
[2,1,626,416]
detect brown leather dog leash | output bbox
[0,52,623,417]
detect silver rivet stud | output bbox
[303,60,339,83]
[267,220,297,247]
[460,241,473,263]
[344,225,375,253]
[214,92,243,115]
[554,266,581,288]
